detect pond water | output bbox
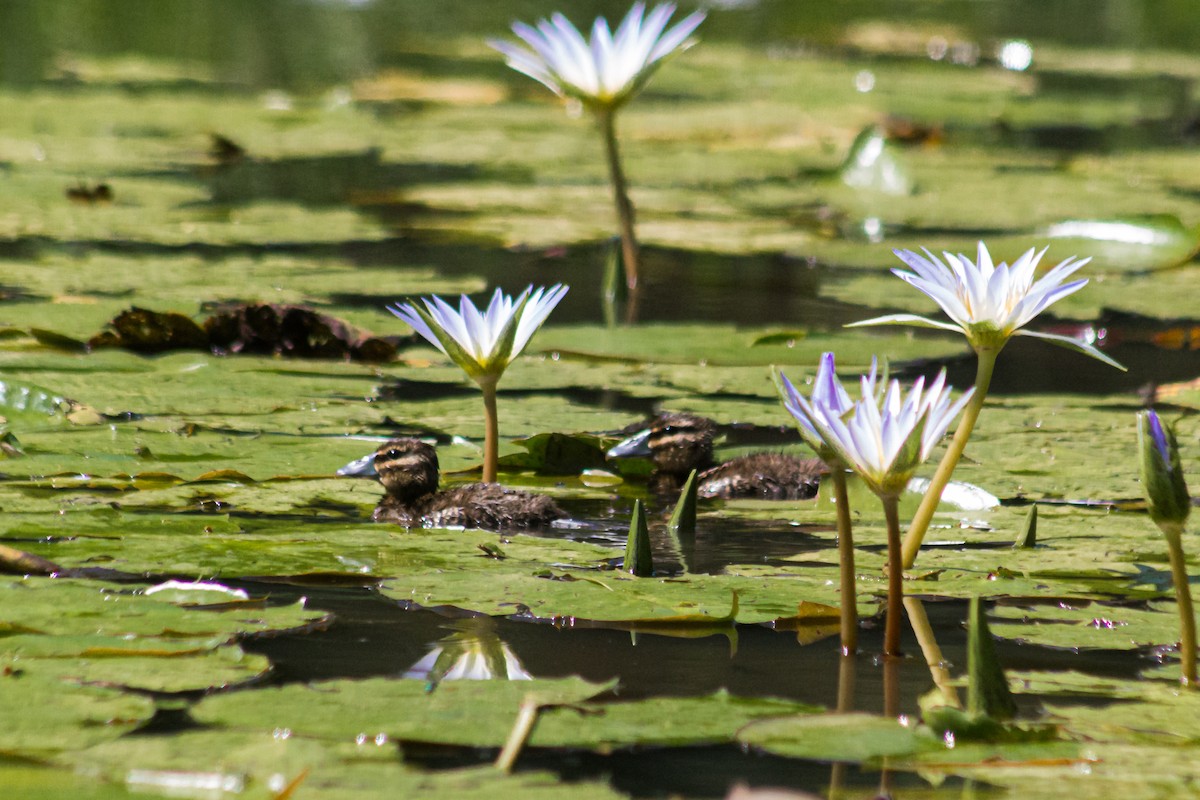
[2,1,1200,799]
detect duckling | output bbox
[607,412,827,500]
[339,438,565,529]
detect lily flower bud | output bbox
[1138,410,1191,534]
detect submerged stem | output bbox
[480,378,500,484]
[1165,527,1198,687]
[597,109,640,291]
[902,346,999,568]
[832,469,857,655]
[882,493,905,658]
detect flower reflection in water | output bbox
[403,618,533,687]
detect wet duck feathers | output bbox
[607,412,827,500]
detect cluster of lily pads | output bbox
[380,2,1200,686]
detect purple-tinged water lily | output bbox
[778,353,973,657]
[1137,409,1196,686]
[779,360,973,498]
[489,4,705,291]
[1138,409,1191,534]
[389,285,568,482]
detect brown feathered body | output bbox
[370,438,565,529]
[616,412,828,500]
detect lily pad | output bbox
[1040,215,1200,271]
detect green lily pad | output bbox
[0,668,154,758]
[738,713,942,762]
[1040,215,1200,271]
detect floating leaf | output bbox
[1041,215,1200,271]
[500,432,611,474]
[0,379,98,426]
[738,713,941,762]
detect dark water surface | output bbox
[231,584,1145,797]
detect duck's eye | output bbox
[383,449,402,461]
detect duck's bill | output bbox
[336,452,379,477]
[606,428,653,459]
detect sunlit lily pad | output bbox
[1040,215,1200,271]
[0,669,153,758]
[69,731,627,800]
[737,713,942,762]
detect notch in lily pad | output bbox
[624,499,653,577]
[669,470,698,534]
[1013,504,1037,548]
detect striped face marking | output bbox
[378,450,427,472]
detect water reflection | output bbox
[242,586,1148,711]
[402,616,533,685]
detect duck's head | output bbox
[606,412,715,476]
[339,438,440,503]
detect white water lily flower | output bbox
[849,241,1124,369]
[778,354,974,497]
[490,2,705,110]
[389,285,568,384]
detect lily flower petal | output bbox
[845,313,965,334]
[1014,329,1128,371]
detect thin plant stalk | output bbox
[495,695,541,773]
[903,596,961,709]
[597,108,640,291]
[902,347,999,568]
[880,657,900,795]
[480,378,500,483]
[832,470,858,655]
[828,653,857,798]
[1164,525,1198,687]
[882,493,905,658]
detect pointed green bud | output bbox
[624,499,653,577]
[1013,505,1037,549]
[966,596,1017,721]
[1137,410,1191,534]
[669,470,699,534]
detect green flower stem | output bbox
[1164,526,1198,687]
[903,596,961,709]
[882,493,905,658]
[597,108,640,291]
[832,469,858,655]
[494,695,540,773]
[902,346,999,568]
[480,378,500,484]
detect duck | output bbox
[338,438,565,529]
[607,412,828,500]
